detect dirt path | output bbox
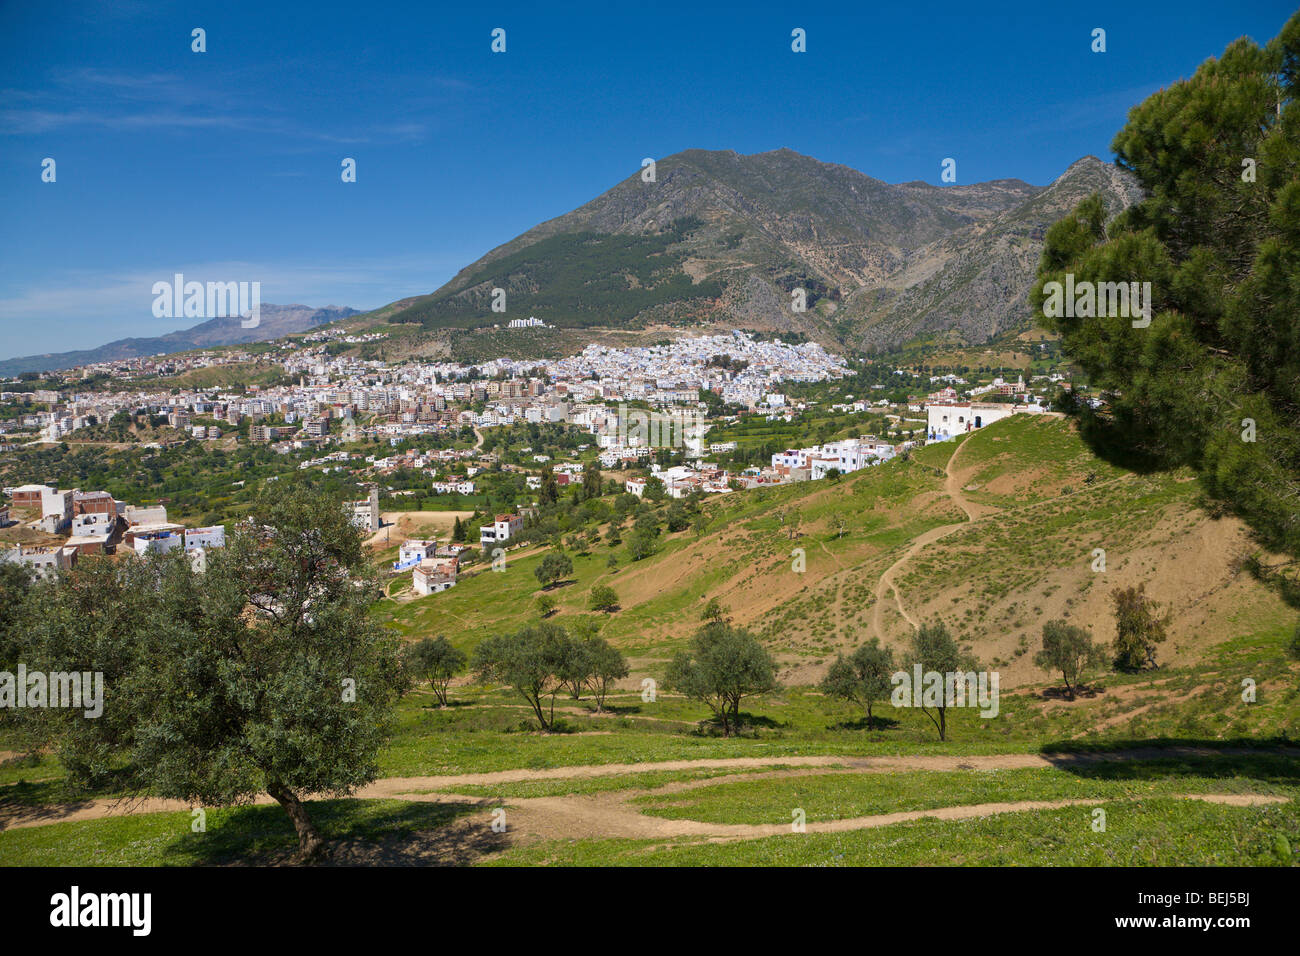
[868,438,1134,643]
[6,747,1291,835]
[872,439,978,640]
[487,791,1289,844]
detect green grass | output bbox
[483,799,1300,866]
[0,799,477,866]
[635,756,1300,825]
[4,415,1298,867]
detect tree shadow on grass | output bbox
[164,798,501,866]
[586,702,642,716]
[828,715,900,732]
[687,712,789,737]
[1039,735,1298,756]
[1035,737,1300,786]
[0,780,98,828]
[1037,684,1106,701]
[0,769,146,830]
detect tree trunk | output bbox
[529,695,549,731]
[267,780,326,860]
[938,707,947,742]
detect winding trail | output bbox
[867,435,1134,642]
[5,747,1292,840]
[871,438,980,640]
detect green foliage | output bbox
[582,636,629,713]
[539,463,559,505]
[1111,585,1169,671]
[1034,13,1300,575]
[1034,619,1107,699]
[16,480,408,858]
[820,638,895,728]
[588,584,619,612]
[534,552,574,588]
[904,622,978,741]
[643,476,666,502]
[627,527,658,561]
[472,621,571,730]
[389,222,722,331]
[663,622,780,736]
[0,561,32,672]
[581,464,603,501]
[701,598,728,625]
[404,636,467,706]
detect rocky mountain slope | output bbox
[384,148,1143,350]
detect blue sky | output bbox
[0,0,1293,360]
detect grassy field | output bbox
[2,415,1297,867]
[482,799,1299,867]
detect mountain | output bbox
[383,148,1143,350]
[0,304,360,377]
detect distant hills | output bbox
[6,148,1144,376]
[383,148,1143,350]
[0,304,359,377]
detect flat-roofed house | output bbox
[8,484,51,509]
[184,526,226,551]
[479,513,524,547]
[394,538,437,571]
[1,544,76,577]
[73,490,117,515]
[412,556,458,595]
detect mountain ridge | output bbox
[383,148,1142,350]
[0,304,360,377]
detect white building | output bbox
[40,488,73,534]
[184,526,226,551]
[71,511,116,539]
[771,439,895,478]
[430,479,475,495]
[480,513,524,547]
[925,402,1021,442]
[413,557,458,595]
[347,485,381,533]
[394,538,437,571]
[132,528,184,556]
[1,545,76,577]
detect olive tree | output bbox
[663,622,779,737]
[22,481,409,859]
[821,638,895,729]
